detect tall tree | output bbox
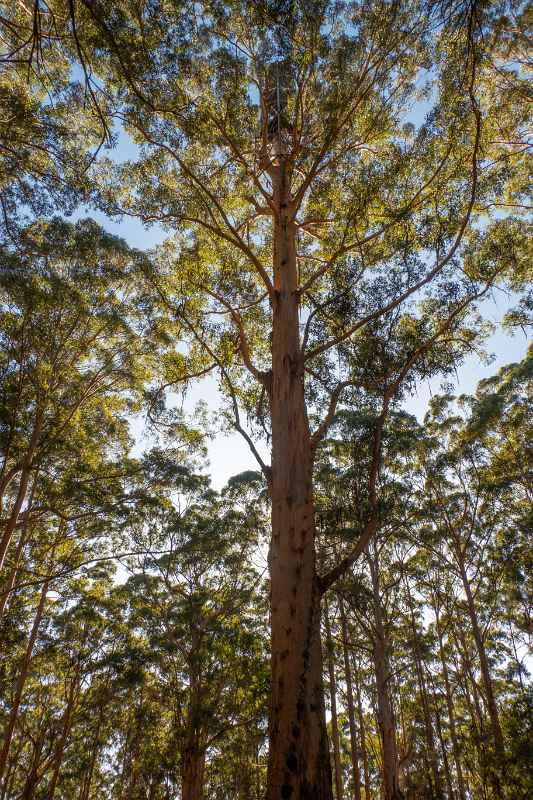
[0,217,158,575]
[0,2,530,796]
[77,3,529,794]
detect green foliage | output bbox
[0,2,530,798]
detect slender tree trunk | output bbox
[0,519,29,620]
[0,737,24,800]
[455,550,504,760]
[48,671,80,800]
[2,764,16,800]
[0,412,42,573]
[0,471,38,620]
[20,726,47,800]
[147,777,159,800]
[427,669,455,800]
[115,738,130,800]
[454,629,495,798]
[339,598,362,800]
[456,629,485,742]
[237,749,253,800]
[435,607,467,800]
[404,586,442,798]
[79,704,104,800]
[353,663,371,800]
[368,553,402,800]
[325,599,344,800]
[117,690,143,800]
[0,578,48,785]
[122,719,143,800]
[372,633,402,800]
[266,158,332,799]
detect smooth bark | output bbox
[339,597,362,800]
[404,584,443,798]
[48,670,80,800]
[454,546,505,759]
[434,605,467,800]
[266,158,332,799]
[0,578,48,785]
[0,472,38,619]
[19,727,47,800]
[368,551,403,800]
[428,670,455,800]
[324,599,344,800]
[79,700,105,800]
[0,412,42,572]
[353,663,371,800]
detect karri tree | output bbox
[0,216,160,576]
[68,1,528,796]
[0,1,530,797]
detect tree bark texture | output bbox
[354,663,371,800]
[0,472,38,620]
[435,607,467,800]
[47,670,80,800]
[20,728,47,800]
[181,743,206,800]
[405,587,443,798]
[266,160,333,800]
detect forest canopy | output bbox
[0,1,531,799]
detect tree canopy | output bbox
[0,1,531,799]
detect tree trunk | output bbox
[0,519,29,620]
[181,742,206,800]
[353,663,371,800]
[237,750,253,800]
[426,667,455,800]
[0,578,48,784]
[368,553,402,800]
[0,411,42,573]
[79,701,105,800]
[48,671,80,800]
[20,727,47,800]
[455,550,504,760]
[455,628,485,742]
[266,158,332,799]
[0,472,38,619]
[453,628,496,797]
[404,586,443,798]
[434,605,467,800]
[0,738,24,800]
[325,599,344,800]
[339,598,362,800]
[117,690,143,800]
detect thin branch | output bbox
[199,284,270,387]
[126,119,274,296]
[310,380,355,455]
[150,279,272,484]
